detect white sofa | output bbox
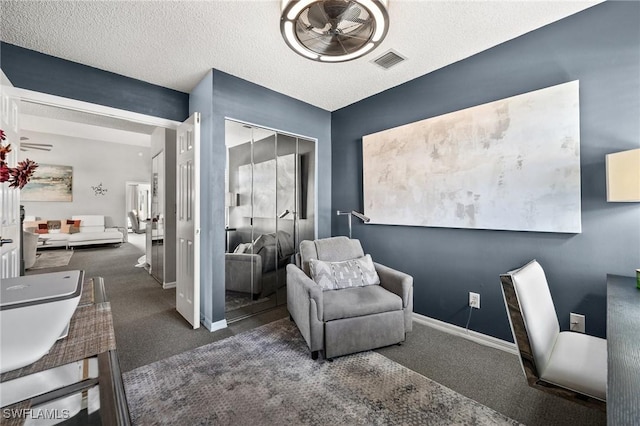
[25,215,123,249]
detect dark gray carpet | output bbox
[123,318,520,426]
[377,322,607,426]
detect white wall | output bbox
[19,131,151,228]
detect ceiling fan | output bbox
[281,0,389,62]
[20,136,52,152]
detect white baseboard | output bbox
[203,318,228,333]
[163,281,176,289]
[412,312,518,355]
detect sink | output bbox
[1,271,84,374]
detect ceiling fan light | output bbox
[357,0,387,42]
[280,0,389,63]
[284,21,319,59]
[283,0,315,20]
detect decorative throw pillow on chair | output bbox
[309,254,380,291]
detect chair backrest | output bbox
[72,215,105,233]
[22,231,38,270]
[128,210,140,232]
[299,236,364,277]
[500,260,560,378]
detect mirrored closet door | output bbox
[225,120,315,322]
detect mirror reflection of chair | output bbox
[500,259,606,411]
[22,230,38,270]
[128,210,145,234]
[226,230,294,300]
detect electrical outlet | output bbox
[469,292,480,309]
[570,313,585,333]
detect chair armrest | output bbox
[286,263,323,321]
[375,262,413,308]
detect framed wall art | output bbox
[362,80,581,233]
[21,164,73,202]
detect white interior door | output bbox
[176,113,200,328]
[0,72,21,279]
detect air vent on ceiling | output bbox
[372,50,406,70]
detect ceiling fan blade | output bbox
[22,143,53,148]
[21,145,51,151]
[307,3,329,29]
[339,4,361,23]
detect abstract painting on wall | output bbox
[21,164,73,202]
[362,80,581,233]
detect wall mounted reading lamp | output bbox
[606,148,640,202]
[337,210,371,239]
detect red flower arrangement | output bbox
[0,128,38,189]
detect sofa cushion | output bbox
[72,215,105,233]
[47,220,61,232]
[60,219,81,234]
[36,223,49,234]
[310,255,380,291]
[45,233,71,242]
[68,230,122,243]
[323,285,402,321]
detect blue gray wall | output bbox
[1,42,188,122]
[191,70,332,327]
[331,1,640,341]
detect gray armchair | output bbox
[225,231,293,299]
[287,236,413,360]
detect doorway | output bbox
[125,181,150,255]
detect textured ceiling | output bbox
[1,0,602,112]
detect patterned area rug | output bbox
[123,319,520,425]
[30,250,74,270]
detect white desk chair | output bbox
[500,259,606,411]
